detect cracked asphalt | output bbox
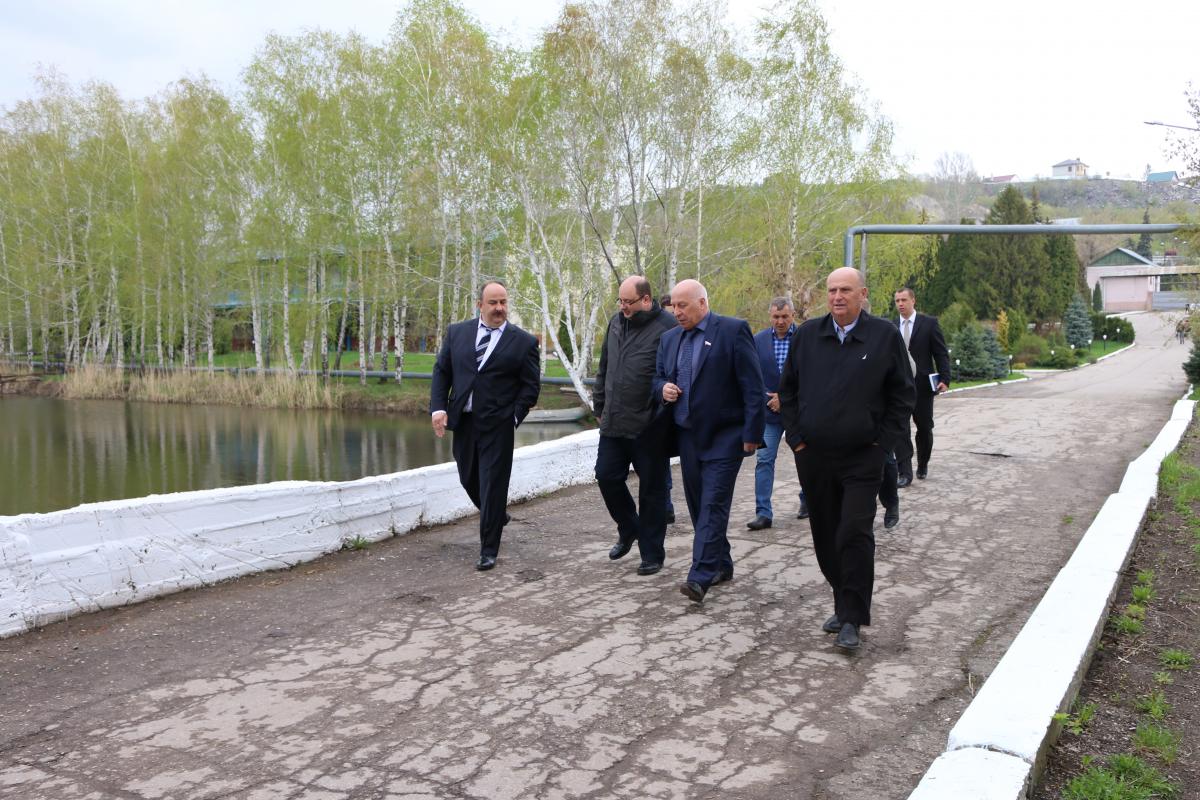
[0,313,1188,800]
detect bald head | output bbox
[670,279,709,330]
[826,267,868,327]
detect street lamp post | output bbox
[1102,334,1107,352]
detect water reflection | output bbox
[0,397,584,516]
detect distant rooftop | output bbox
[1146,171,1178,183]
[1052,158,1088,168]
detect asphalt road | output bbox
[0,312,1189,800]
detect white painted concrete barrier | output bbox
[908,749,1031,800]
[909,392,1195,799]
[0,429,601,638]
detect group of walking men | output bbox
[430,269,949,651]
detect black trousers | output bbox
[452,413,514,558]
[896,389,935,476]
[878,450,898,509]
[794,444,885,626]
[595,434,668,565]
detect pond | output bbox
[0,396,584,516]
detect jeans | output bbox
[754,422,803,519]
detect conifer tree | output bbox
[949,324,991,381]
[1064,294,1093,348]
[1136,208,1153,259]
[1092,281,1103,312]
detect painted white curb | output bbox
[908,749,1031,800]
[907,391,1195,799]
[0,429,601,638]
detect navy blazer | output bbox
[652,312,766,460]
[753,327,794,426]
[430,318,541,431]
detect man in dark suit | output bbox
[894,287,950,484]
[431,281,540,571]
[654,279,765,604]
[747,297,806,530]
[780,267,914,651]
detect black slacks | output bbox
[452,413,515,558]
[595,434,669,565]
[794,444,885,626]
[896,388,935,476]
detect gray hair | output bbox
[769,296,794,312]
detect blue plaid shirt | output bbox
[772,325,795,374]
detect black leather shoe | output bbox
[609,538,634,560]
[884,505,900,529]
[835,622,860,651]
[797,499,809,519]
[475,555,496,571]
[636,561,662,576]
[896,474,912,488]
[665,510,675,524]
[711,570,734,586]
[916,467,928,479]
[822,614,841,634]
[679,581,706,603]
[505,513,512,525]
[746,515,772,531]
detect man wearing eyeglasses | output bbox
[593,276,678,575]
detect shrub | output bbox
[939,301,976,337]
[1012,332,1049,366]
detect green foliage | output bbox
[1131,584,1155,604]
[1133,690,1170,721]
[1111,613,1144,635]
[344,535,370,551]
[1133,723,1179,764]
[1182,343,1200,384]
[1093,280,1104,312]
[938,301,976,337]
[1136,208,1154,259]
[1158,648,1192,670]
[1065,294,1094,348]
[1064,753,1178,800]
[1012,332,1049,366]
[1054,701,1097,735]
[1092,313,1135,344]
[945,323,1006,381]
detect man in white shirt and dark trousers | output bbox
[430,281,541,571]
[894,287,950,485]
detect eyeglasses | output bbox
[618,295,648,306]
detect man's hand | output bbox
[662,382,681,403]
[936,382,948,394]
[743,442,757,453]
[432,410,448,438]
[766,391,780,413]
[793,442,806,452]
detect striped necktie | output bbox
[476,326,495,368]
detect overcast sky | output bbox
[1,0,1196,180]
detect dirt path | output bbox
[0,313,1189,800]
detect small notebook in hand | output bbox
[928,372,940,392]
